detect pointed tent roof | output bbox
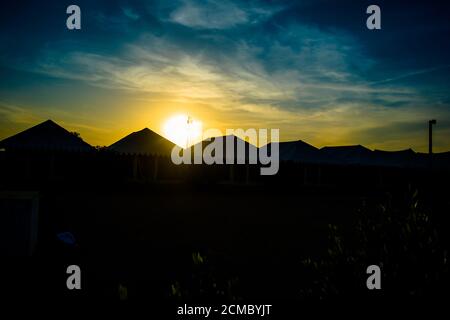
[108,128,176,156]
[372,148,418,167]
[191,135,259,162]
[262,140,320,163]
[320,145,373,165]
[0,120,92,152]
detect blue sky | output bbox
[0,0,449,151]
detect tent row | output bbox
[0,119,449,169]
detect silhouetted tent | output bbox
[261,140,321,163]
[190,135,259,163]
[433,152,450,169]
[372,149,418,168]
[108,128,176,156]
[0,120,92,152]
[320,145,373,165]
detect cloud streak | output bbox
[0,0,449,151]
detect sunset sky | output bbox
[1,0,449,151]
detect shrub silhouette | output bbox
[299,186,449,299]
[169,251,241,301]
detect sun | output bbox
[163,114,203,148]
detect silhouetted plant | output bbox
[299,186,449,299]
[169,251,241,301]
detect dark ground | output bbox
[1,153,449,313]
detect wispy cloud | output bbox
[370,65,450,85]
[27,20,432,146]
[1,0,449,151]
[0,102,43,126]
[169,0,278,29]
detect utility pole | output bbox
[428,119,437,169]
[429,119,436,156]
[428,119,436,212]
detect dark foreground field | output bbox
[1,151,449,308]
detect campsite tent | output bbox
[191,135,259,163]
[108,128,176,156]
[320,145,373,166]
[0,120,93,152]
[260,140,321,163]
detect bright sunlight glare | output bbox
[163,114,203,148]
